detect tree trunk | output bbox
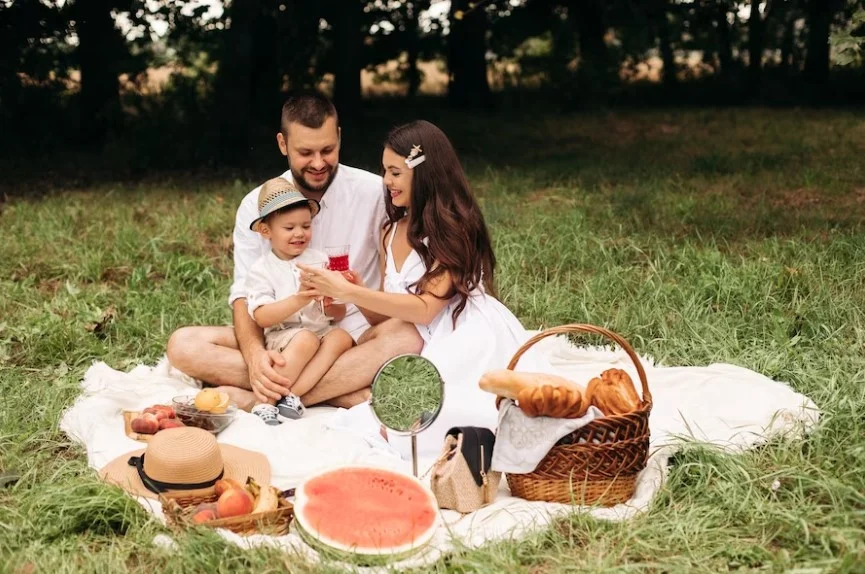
[715,3,734,76]
[568,0,611,101]
[448,0,491,108]
[655,1,678,87]
[76,0,122,145]
[251,6,281,122]
[283,1,321,92]
[747,0,767,92]
[215,0,260,164]
[780,7,796,76]
[804,0,839,86]
[333,0,362,122]
[405,1,421,98]
[572,0,608,77]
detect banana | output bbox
[247,477,279,513]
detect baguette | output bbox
[479,369,589,418]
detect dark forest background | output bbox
[1,0,863,189]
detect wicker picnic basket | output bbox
[159,486,294,536]
[497,324,652,506]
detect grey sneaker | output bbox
[276,393,305,420]
[252,404,281,426]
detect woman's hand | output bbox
[297,263,355,301]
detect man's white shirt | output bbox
[230,164,387,340]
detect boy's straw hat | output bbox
[250,177,320,232]
[99,427,270,499]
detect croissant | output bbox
[479,369,589,418]
[516,384,588,418]
[586,369,641,416]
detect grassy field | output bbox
[1,107,864,572]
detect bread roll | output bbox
[585,369,641,415]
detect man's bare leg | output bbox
[299,319,423,408]
[327,387,372,409]
[166,326,250,388]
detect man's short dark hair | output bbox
[280,93,338,135]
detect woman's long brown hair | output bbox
[382,120,497,326]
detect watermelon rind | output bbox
[293,465,439,565]
[294,516,430,566]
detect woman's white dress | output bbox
[333,221,549,461]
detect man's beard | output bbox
[292,164,338,194]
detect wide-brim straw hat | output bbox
[99,427,271,500]
[250,178,320,231]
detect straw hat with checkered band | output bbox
[249,177,320,232]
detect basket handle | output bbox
[506,324,652,406]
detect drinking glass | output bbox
[325,245,350,304]
[325,245,350,272]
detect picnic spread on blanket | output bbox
[60,323,819,569]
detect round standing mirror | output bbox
[370,354,445,476]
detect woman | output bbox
[298,120,545,458]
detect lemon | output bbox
[194,388,221,412]
[210,391,231,414]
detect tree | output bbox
[332,0,362,121]
[69,0,130,144]
[569,0,614,98]
[448,0,492,108]
[804,0,844,85]
[214,0,260,163]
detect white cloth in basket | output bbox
[491,400,605,473]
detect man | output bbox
[166,93,422,410]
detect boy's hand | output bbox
[343,270,363,286]
[323,299,346,321]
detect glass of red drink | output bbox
[325,245,350,303]
[325,245,350,272]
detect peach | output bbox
[191,503,218,524]
[130,413,159,434]
[144,405,176,420]
[216,487,254,518]
[214,478,245,497]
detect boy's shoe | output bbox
[276,393,305,420]
[251,404,281,426]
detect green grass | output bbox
[2,107,865,572]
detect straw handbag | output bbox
[497,324,652,506]
[430,427,501,513]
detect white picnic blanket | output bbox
[60,333,819,571]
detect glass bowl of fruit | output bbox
[172,389,237,435]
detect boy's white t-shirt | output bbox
[244,248,331,335]
[230,164,387,341]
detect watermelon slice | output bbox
[293,466,439,564]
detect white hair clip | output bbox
[405,144,426,169]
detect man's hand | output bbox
[248,347,293,402]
